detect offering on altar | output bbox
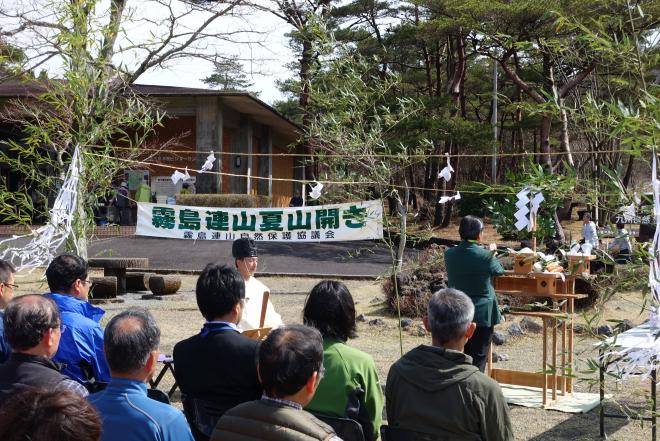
[514,247,536,274]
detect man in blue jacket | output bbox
[89,308,194,441]
[44,254,110,384]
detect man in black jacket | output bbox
[0,295,88,404]
[173,263,262,441]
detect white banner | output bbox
[136,200,383,242]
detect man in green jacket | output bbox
[444,215,505,372]
[212,325,340,441]
[386,288,514,441]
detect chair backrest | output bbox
[380,426,438,441]
[182,394,228,441]
[312,413,366,441]
[147,388,170,404]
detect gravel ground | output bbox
[12,271,655,440]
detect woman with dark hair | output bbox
[303,280,383,441]
[444,215,505,373]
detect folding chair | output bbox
[380,426,439,441]
[182,394,228,441]
[311,413,366,441]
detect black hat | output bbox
[232,238,257,259]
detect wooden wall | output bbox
[272,145,294,207]
[140,115,196,177]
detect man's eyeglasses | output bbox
[81,279,93,286]
[3,283,18,289]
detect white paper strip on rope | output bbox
[438,153,454,182]
[439,192,461,204]
[309,182,323,200]
[171,170,187,185]
[0,145,83,272]
[198,151,216,173]
[136,200,383,242]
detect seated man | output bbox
[213,325,340,441]
[88,308,194,441]
[232,238,283,330]
[386,288,514,441]
[0,259,17,363]
[44,254,110,384]
[174,264,262,441]
[0,295,88,404]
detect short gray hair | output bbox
[427,288,475,345]
[4,295,60,350]
[104,308,160,374]
[459,216,484,241]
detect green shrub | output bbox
[458,182,505,217]
[485,197,556,242]
[176,194,271,208]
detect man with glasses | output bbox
[0,294,88,405]
[212,325,340,441]
[44,254,110,385]
[232,238,283,330]
[0,259,17,363]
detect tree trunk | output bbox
[540,114,552,169]
[299,39,316,187]
[553,209,565,243]
[622,153,635,188]
[396,184,408,271]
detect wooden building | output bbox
[0,81,302,208]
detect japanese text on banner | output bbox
[136,200,383,242]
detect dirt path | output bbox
[12,271,653,440]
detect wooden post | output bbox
[487,342,493,376]
[247,121,253,195]
[568,297,575,393]
[552,318,558,401]
[561,314,567,396]
[531,209,537,253]
[542,317,548,406]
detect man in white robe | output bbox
[232,238,283,330]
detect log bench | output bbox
[90,276,117,299]
[148,275,182,296]
[88,258,149,294]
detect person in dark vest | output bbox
[173,263,262,441]
[0,295,88,405]
[212,325,340,441]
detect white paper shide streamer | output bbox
[439,192,461,204]
[170,167,190,185]
[309,182,323,200]
[438,153,454,182]
[513,189,543,231]
[599,151,660,382]
[0,146,83,271]
[199,151,216,174]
